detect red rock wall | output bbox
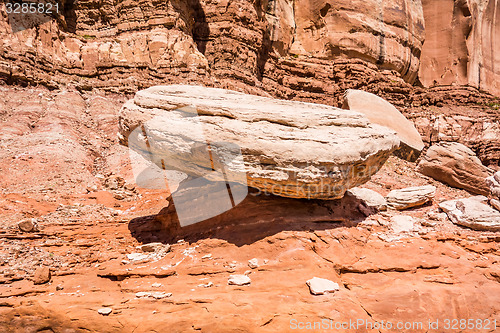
[0,0,423,96]
[0,0,498,100]
[289,0,425,83]
[419,0,500,97]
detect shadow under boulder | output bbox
[129,188,368,247]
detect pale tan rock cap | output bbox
[343,89,425,162]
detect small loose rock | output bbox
[306,277,340,295]
[390,215,416,233]
[248,258,259,269]
[33,266,51,285]
[18,219,38,233]
[228,274,251,286]
[98,308,113,316]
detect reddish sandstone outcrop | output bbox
[419,0,500,97]
[288,0,425,83]
[1,86,500,333]
[417,142,494,195]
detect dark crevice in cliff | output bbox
[62,0,77,33]
[255,0,273,81]
[190,0,209,55]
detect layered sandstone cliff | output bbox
[419,0,500,96]
[1,0,498,98]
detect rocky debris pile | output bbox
[417,142,494,195]
[39,204,120,225]
[119,85,401,200]
[90,173,139,201]
[306,277,340,296]
[343,90,425,162]
[124,243,171,264]
[439,196,500,232]
[0,239,64,284]
[385,185,436,210]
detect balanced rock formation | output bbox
[343,89,424,161]
[119,85,400,200]
[386,185,436,210]
[439,196,500,231]
[417,142,494,195]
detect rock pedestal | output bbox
[119,85,400,200]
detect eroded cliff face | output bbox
[284,0,425,83]
[0,0,498,98]
[419,0,500,96]
[0,0,424,94]
[0,0,212,91]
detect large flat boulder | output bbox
[439,196,500,232]
[343,89,424,162]
[119,85,400,200]
[417,142,494,195]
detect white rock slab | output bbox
[386,185,436,210]
[439,196,500,231]
[119,85,400,199]
[228,274,251,286]
[306,277,340,295]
